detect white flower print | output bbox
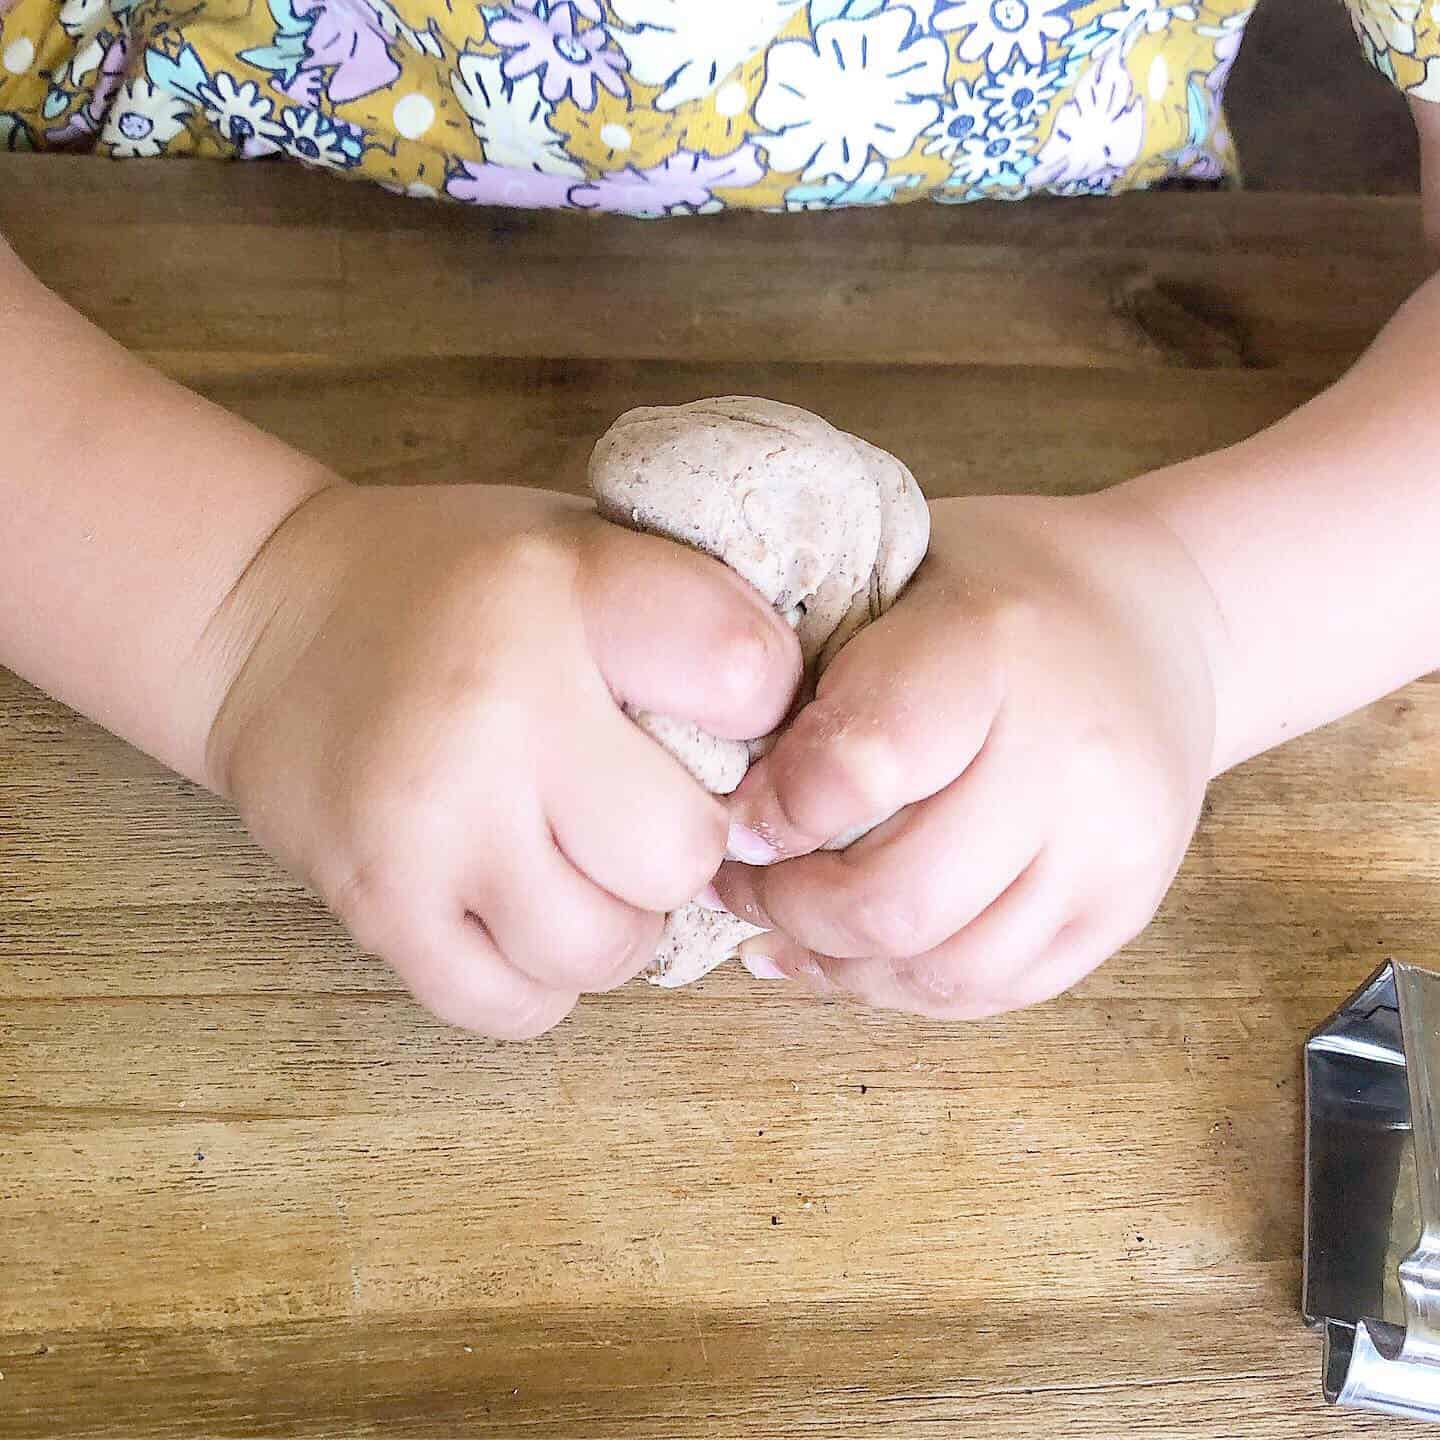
[100,77,190,156]
[921,77,990,160]
[948,125,1031,185]
[1349,0,1420,55]
[934,0,1072,71]
[278,107,359,168]
[979,57,1059,131]
[451,51,584,175]
[1028,44,1143,190]
[1097,0,1198,42]
[58,0,109,39]
[197,71,284,154]
[611,0,805,111]
[59,0,110,82]
[68,35,105,84]
[755,9,947,182]
[1410,53,1440,98]
[367,0,443,58]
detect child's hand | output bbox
[715,491,1228,1019]
[205,484,801,1038]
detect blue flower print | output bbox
[784,156,923,207]
[921,77,991,160]
[979,57,1060,131]
[278,105,364,166]
[947,124,1034,186]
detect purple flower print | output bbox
[446,145,764,215]
[294,0,399,104]
[279,67,325,105]
[44,31,128,145]
[571,145,764,215]
[446,159,581,208]
[488,2,627,111]
[1169,147,1224,182]
[1205,17,1246,96]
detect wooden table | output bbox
[2,159,1436,1438]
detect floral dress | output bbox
[0,0,1434,216]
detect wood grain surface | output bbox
[1,157,1435,1438]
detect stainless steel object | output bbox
[1304,960,1440,1421]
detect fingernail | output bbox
[694,883,728,913]
[741,953,789,981]
[727,821,778,866]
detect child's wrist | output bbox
[191,476,353,797]
[1093,471,1239,779]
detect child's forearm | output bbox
[1124,268,1440,775]
[0,236,339,788]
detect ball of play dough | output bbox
[589,396,931,988]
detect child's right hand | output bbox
[203,483,801,1038]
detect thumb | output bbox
[724,600,998,864]
[581,525,802,742]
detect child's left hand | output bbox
[714,489,1230,1019]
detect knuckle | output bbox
[417,983,490,1034]
[709,610,796,723]
[481,990,574,1042]
[771,707,905,842]
[652,806,728,910]
[497,529,577,590]
[411,966,571,1040]
[987,590,1044,652]
[835,736,905,822]
[897,948,1017,1019]
[551,919,653,993]
[903,970,1007,1021]
[844,886,932,958]
[952,947,1020,1004]
[817,714,906,813]
[1112,895,1162,949]
[331,861,409,959]
[1065,726,1130,797]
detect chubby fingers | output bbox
[582,525,802,743]
[337,869,580,1041]
[475,814,666,996]
[724,595,1002,866]
[547,694,732,915]
[735,859,1163,1022]
[716,713,1038,962]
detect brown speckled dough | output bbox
[589,397,932,988]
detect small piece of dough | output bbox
[588,396,931,988]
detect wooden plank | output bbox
[0,1301,1402,1440]
[150,356,1318,498]
[0,159,1427,375]
[0,1068,1302,1320]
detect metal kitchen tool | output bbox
[1304,960,1440,1421]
